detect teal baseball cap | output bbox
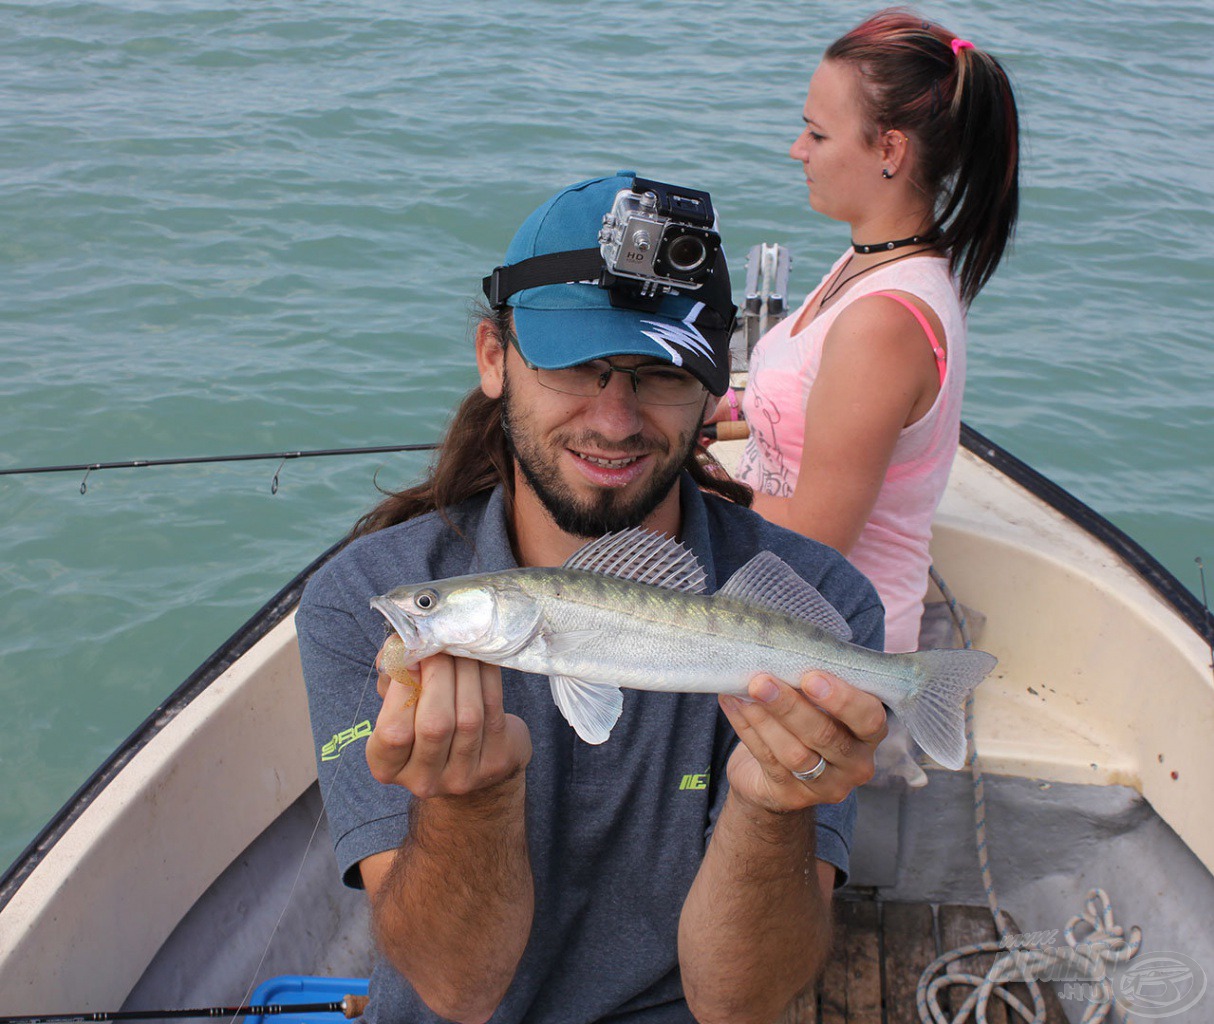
[481,171,737,396]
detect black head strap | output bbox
[482,248,606,308]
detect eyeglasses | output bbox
[515,346,708,407]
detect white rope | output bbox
[915,888,1142,1024]
[915,569,1144,1024]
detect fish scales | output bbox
[512,569,921,706]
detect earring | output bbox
[882,169,893,179]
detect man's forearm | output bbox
[678,792,832,1024]
[373,777,533,1023]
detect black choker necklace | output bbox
[851,233,935,255]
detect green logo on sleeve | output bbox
[321,720,373,762]
[679,771,710,791]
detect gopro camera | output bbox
[597,177,722,295]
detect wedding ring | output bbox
[791,755,828,783]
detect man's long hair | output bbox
[348,307,751,539]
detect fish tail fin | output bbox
[891,648,997,770]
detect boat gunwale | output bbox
[960,422,1213,646]
[1,424,1209,915]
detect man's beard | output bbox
[500,368,699,538]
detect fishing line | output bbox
[231,657,385,1024]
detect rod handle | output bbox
[711,419,750,441]
[341,996,370,1019]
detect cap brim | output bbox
[513,304,731,395]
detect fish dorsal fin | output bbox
[717,552,853,642]
[563,527,707,594]
[549,675,624,745]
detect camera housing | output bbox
[598,177,722,295]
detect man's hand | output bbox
[681,669,879,1022]
[362,644,534,1021]
[366,645,532,799]
[719,671,887,811]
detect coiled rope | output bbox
[915,567,1143,1024]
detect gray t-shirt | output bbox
[297,474,884,1024]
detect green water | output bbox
[1,0,1211,874]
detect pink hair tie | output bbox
[950,37,975,55]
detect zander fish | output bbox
[370,528,996,770]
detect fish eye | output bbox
[414,588,440,612]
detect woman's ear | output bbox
[476,319,506,399]
[880,129,910,178]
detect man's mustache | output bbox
[559,431,670,456]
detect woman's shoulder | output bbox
[823,287,941,360]
[859,255,962,312]
[832,257,962,343]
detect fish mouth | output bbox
[370,596,421,651]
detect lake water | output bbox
[1,0,1211,874]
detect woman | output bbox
[726,9,1020,655]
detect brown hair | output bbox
[827,8,1020,305]
[348,305,751,539]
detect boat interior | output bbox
[119,443,1214,1023]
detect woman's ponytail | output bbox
[939,45,1020,303]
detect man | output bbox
[297,171,888,1024]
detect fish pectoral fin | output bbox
[549,675,624,745]
[541,628,607,658]
[717,552,853,641]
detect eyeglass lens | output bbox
[535,361,704,406]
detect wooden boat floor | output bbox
[782,896,1069,1024]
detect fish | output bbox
[370,527,996,770]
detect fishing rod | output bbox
[0,994,369,1024]
[0,427,743,494]
[0,443,443,494]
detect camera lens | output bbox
[665,234,708,273]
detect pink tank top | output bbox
[736,252,967,653]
